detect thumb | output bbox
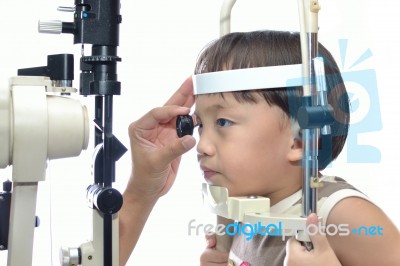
[157,135,196,163]
[307,213,331,252]
[205,232,217,248]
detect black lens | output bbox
[176,115,194,138]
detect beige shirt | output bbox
[228,176,370,266]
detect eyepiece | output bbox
[176,115,194,138]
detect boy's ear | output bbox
[287,137,303,162]
[287,120,302,162]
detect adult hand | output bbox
[126,76,196,200]
[284,213,342,266]
[120,77,196,265]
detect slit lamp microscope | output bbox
[1,1,126,265]
[0,0,335,265]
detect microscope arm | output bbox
[1,76,88,266]
[37,1,126,265]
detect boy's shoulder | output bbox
[283,175,370,225]
[317,175,370,225]
[319,175,360,196]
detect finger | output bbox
[135,105,190,131]
[205,232,217,248]
[154,135,196,165]
[164,76,195,108]
[306,213,319,226]
[286,236,304,252]
[284,238,302,266]
[306,213,331,252]
[200,249,229,265]
[285,237,305,261]
[284,237,309,266]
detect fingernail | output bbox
[179,107,190,113]
[206,238,214,247]
[182,136,195,150]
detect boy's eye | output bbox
[216,118,233,127]
[193,116,202,128]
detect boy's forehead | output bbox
[194,93,233,113]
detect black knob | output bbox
[176,115,194,138]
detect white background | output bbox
[1,0,399,265]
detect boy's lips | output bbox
[203,170,217,180]
[200,166,218,180]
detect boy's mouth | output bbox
[200,166,218,180]
[203,170,217,180]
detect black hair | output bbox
[194,30,350,169]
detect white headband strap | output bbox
[193,63,304,95]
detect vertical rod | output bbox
[95,96,103,147]
[298,0,321,250]
[298,0,320,218]
[103,214,112,266]
[302,33,319,217]
[103,95,114,264]
[94,96,104,185]
[104,95,114,187]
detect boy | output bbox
[194,30,400,265]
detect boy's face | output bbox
[194,93,301,200]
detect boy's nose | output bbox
[196,131,215,157]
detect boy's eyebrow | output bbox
[207,104,226,110]
[194,103,227,115]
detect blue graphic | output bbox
[351,225,384,236]
[287,39,382,164]
[339,39,382,163]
